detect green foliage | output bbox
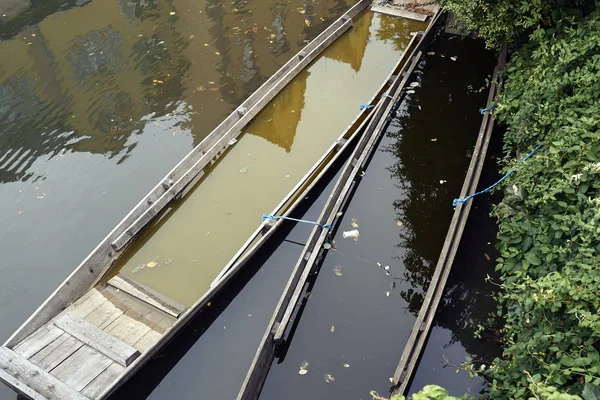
[370,385,466,400]
[440,0,596,48]
[443,3,600,400]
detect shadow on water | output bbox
[256,34,497,400]
[408,125,504,397]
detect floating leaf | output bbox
[405,89,416,94]
[450,56,458,61]
[409,82,419,88]
[427,51,435,55]
[330,325,335,332]
[298,369,308,375]
[169,11,176,15]
[239,166,248,173]
[215,51,220,55]
[324,242,332,250]
[146,261,158,268]
[439,180,447,184]
[333,265,343,276]
[351,218,358,228]
[336,212,343,217]
[164,258,172,265]
[484,253,491,261]
[343,363,350,368]
[396,220,403,227]
[431,138,437,142]
[304,19,311,27]
[324,374,335,383]
[386,291,390,297]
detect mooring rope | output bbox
[359,104,374,110]
[480,103,496,115]
[452,144,542,207]
[262,214,332,229]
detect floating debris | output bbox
[304,19,311,27]
[146,261,158,268]
[396,220,403,227]
[239,166,248,173]
[333,265,343,276]
[484,253,491,261]
[351,218,359,228]
[360,171,366,177]
[439,180,447,184]
[163,258,172,265]
[450,56,458,61]
[228,138,238,146]
[336,212,343,217]
[405,89,416,94]
[299,361,309,375]
[323,242,332,250]
[330,325,335,332]
[343,363,350,368]
[431,138,438,142]
[386,291,390,297]
[132,265,145,273]
[342,229,359,240]
[169,11,176,15]
[384,265,390,271]
[324,374,335,383]
[409,82,419,88]
[427,51,435,56]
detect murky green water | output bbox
[116,12,425,306]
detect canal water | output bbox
[0,1,406,398]
[115,11,424,306]
[255,34,497,400]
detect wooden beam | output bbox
[0,347,89,400]
[107,275,186,318]
[53,313,140,367]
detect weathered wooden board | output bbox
[133,330,162,354]
[0,368,47,400]
[54,313,140,367]
[371,4,428,21]
[70,289,109,320]
[12,324,64,360]
[105,314,152,351]
[81,363,124,399]
[83,301,124,330]
[51,346,113,392]
[99,285,175,334]
[35,335,84,372]
[107,275,186,318]
[0,347,88,400]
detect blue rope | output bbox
[360,104,374,110]
[480,103,496,115]
[262,214,331,229]
[452,144,542,207]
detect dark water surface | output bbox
[256,35,497,400]
[0,1,361,398]
[409,128,504,397]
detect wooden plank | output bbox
[69,289,109,319]
[29,334,70,366]
[133,330,162,353]
[98,285,175,334]
[84,301,124,330]
[0,368,47,400]
[35,336,84,372]
[105,314,152,350]
[13,324,64,359]
[0,347,89,400]
[371,5,429,21]
[54,313,140,367]
[81,363,124,399]
[51,346,112,392]
[108,275,186,318]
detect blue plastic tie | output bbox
[452,144,541,207]
[480,103,496,115]
[262,214,331,229]
[381,93,394,100]
[359,104,374,110]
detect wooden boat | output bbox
[0,1,418,399]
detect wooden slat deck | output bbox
[0,279,179,399]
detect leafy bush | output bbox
[439,0,600,398]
